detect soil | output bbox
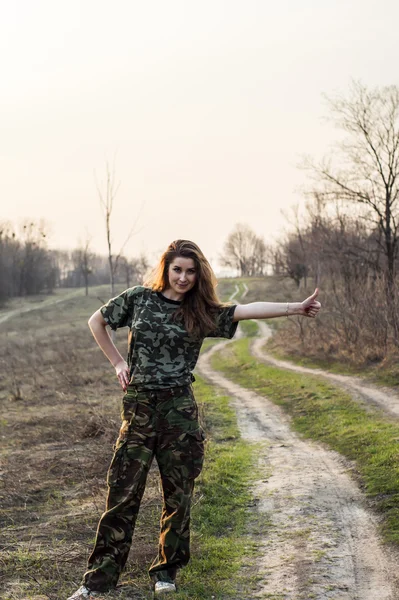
[198,335,399,600]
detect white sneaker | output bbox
[67,585,102,600]
[154,581,176,595]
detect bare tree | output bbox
[276,191,399,363]
[279,205,312,287]
[73,235,94,296]
[96,161,121,296]
[304,81,399,341]
[18,220,56,296]
[119,254,149,288]
[220,223,268,276]
[0,223,18,301]
[281,235,309,288]
[0,220,57,300]
[95,160,143,296]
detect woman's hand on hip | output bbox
[114,360,130,391]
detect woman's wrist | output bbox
[287,302,303,316]
[112,356,126,369]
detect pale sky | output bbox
[1,0,398,268]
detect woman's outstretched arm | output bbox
[233,288,321,322]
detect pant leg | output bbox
[84,394,157,592]
[149,388,205,583]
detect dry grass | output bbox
[218,275,399,387]
[0,287,172,599]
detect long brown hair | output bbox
[144,239,224,337]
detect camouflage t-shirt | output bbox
[100,286,238,390]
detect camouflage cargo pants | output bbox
[83,384,205,592]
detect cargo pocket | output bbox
[172,401,198,422]
[107,437,128,488]
[107,396,139,488]
[122,395,138,423]
[187,427,206,479]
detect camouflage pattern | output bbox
[100,286,238,390]
[83,385,205,592]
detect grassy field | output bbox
[211,336,399,545]
[3,275,398,598]
[0,287,261,600]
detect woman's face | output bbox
[167,256,197,297]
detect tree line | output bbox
[0,220,148,304]
[0,217,271,306]
[274,81,399,363]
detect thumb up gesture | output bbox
[300,288,321,318]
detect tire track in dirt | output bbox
[198,338,398,600]
[0,289,83,325]
[255,321,399,419]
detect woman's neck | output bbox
[161,287,184,302]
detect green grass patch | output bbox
[174,374,260,599]
[266,339,399,389]
[217,279,248,303]
[217,278,240,301]
[239,320,258,338]
[211,338,399,546]
[201,338,223,353]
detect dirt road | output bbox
[255,321,399,419]
[198,336,399,600]
[0,289,83,325]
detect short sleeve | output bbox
[207,305,238,339]
[100,287,139,330]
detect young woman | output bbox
[68,239,321,599]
